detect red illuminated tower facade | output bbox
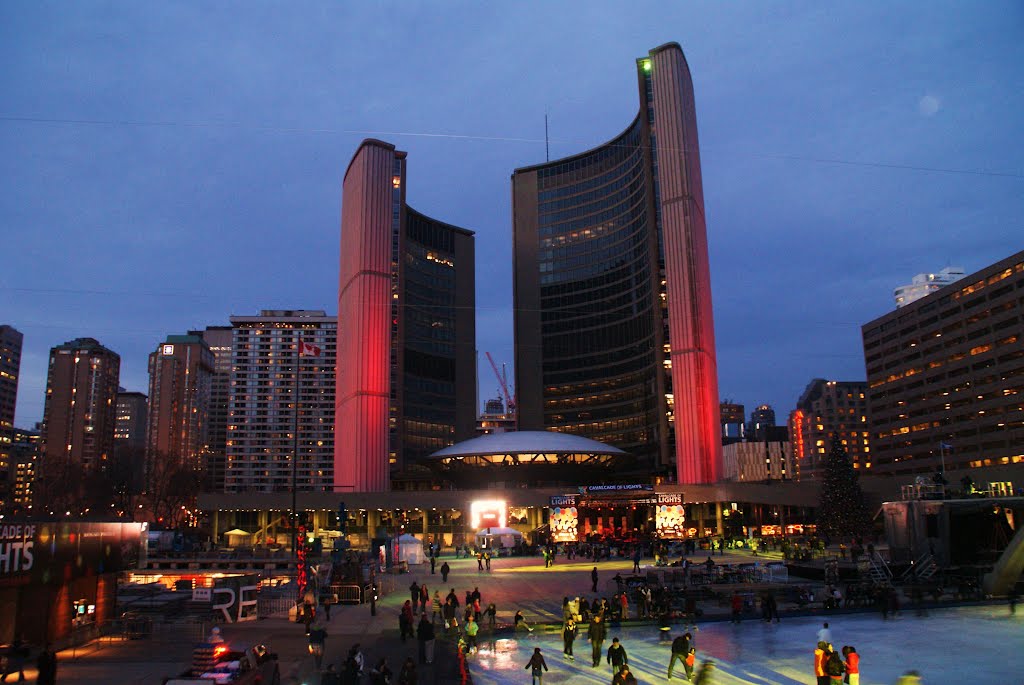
[337,140,476,492]
[512,43,721,484]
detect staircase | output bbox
[900,552,938,583]
[865,552,893,586]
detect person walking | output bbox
[766,591,780,623]
[464,615,480,654]
[668,632,694,681]
[307,619,328,669]
[432,591,443,624]
[588,614,607,667]
[632,548,642,573]
[400,600,415,642]
[430,553,437,575]
[525,648,549,685]
[841,645,860,685]
[816,622,832,645]
[419,584,429,615]
[35,645,57,685]
[485,552,492,571]
[824,645,845,684]
[606,637,628,672]
[592,567,599,593]
[398,657,417,685]
[486,602,497,630]
[409,581,421,615]
[369,657,392,685]
[302,599,315,635]
[441,561,450,583]
[619,592,629,620]
[562,618,578,660]
[417,614,435,665]
[813,641,829,685]
[730,591,743,624]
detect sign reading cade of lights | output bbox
[470,500,507,529]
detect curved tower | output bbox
[337,140,476,492]
[512,43,721,484]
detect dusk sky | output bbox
[2,2,1022,429]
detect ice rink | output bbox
[463,605,1022,685]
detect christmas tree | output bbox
[816,436,871,540]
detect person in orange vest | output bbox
[814,641,829,685]
[842,645,860,685]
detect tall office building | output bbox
[193,325,233,491]
[145,335,214,488]
[0,326,23,510]
[512,43,721,483]
[10,427,39,509]
[38,338,120,504]
[894,266,965,309]
[863,251,1023,475]
[788,379,870,479]
[226,311,336,492]
[337,140,477,492]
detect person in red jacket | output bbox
[842,645,860,685]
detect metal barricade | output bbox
[336,584,363,605]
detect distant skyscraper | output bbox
[747,404,776,439]
[39,338,120,505]
[226,310,336,493]
[10,427,39,509]
[512,43,721,484]
[114,388,148,495]
[0,325,23,510]
[146,335,214,488]
[337,140,477,492]
[788,379,869,479]
[193,325,232,491]
[720,402,746,441]
[894,266,965,308]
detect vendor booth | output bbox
[475,526,523,550]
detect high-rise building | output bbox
[193,325,232,491]
[747,404,777,440]
[720,402,746,442]
[894,266,966,308]
[115,389,148,448]
[226,310,336,493]
[722,439,793,482]
[863,250,1024,475]
[10,427,39,509]
[38,338,120,504]
[512,43,721,483]
[114,389,148,493]
[788,379,870,479]
[0,325,23,510]
[146,335,214,488]
[337,140,477,492]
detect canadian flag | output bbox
[299,341,321,357]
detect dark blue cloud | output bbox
[2,1,1021,427]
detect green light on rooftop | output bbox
[643,60,651,72]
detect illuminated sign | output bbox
[549,495,578,543]
[162,344,174,356]
[656,493,685,539]
[579,484,653,494]
[470,500,507,529]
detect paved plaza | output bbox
[33,552,1022,684]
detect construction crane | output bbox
[485,352,516,417]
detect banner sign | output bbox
[549,495,578,543]
[578,484,653,494]
[656,495,686,539]
[0,521,145,588]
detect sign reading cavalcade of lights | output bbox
[548,486,685,542]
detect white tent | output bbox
[390,534,426,566]
[475,527,524,550]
